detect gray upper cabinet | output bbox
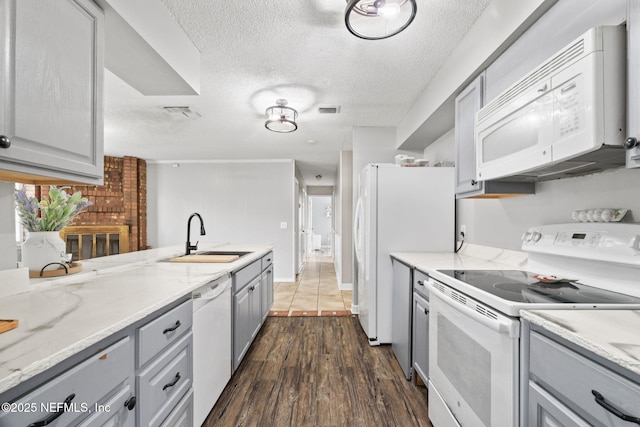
[454,74,534,198]
[455,74,483,196]
[0,0,104,185]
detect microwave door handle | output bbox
[427,282,519,338]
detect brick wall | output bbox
[37,155,147,252]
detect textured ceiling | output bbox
[103,0,491,185]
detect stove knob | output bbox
[630,235,640,253]
[521,232,532,242]
[532,232,542,242]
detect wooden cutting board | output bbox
[0,320,18,334]
[169,254,240,263]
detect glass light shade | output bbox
[345,0,417,40]
[265,101,298,133]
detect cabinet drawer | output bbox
[233,259,261,292]
[413,269,429,299]
[76,383,135,427]
[160,389,193,427]
[530,331,640,426]
[137,332,193,427]
[261,252,273,271]
[137,299,192,368]
[0,337,131,427]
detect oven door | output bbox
[428,282,520,427]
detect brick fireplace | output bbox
[37,155,148,253]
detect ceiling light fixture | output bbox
[265,99,298,133]
[345,0,417,40]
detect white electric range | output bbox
[425,223,640,427]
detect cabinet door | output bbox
[233,285,252,370]
[266,267,274,313]
[261,270,269,321]
[0,0,104,184]
[391,259,412,380]
[250,277,262,339]
[528,382,590,427]
[455,74,484,195]
[260,268,274,321]
[412,292,429,384]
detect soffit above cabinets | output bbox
[395,0,558,151]
[95,0,200,96]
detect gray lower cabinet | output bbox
[160,389,193,427]
[135,299,193,427]
[391,259,412,380]
[232,253,274,372]
[261,266,274,321]
[136,333,193,427]
[233,274,261,370]
[0,337,135,427]
[527,328,640,426]
[412,291,429,384]
[0,297,193,427]
[0,0,104,185]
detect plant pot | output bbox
[22,231,66,273]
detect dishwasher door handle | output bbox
[194,276,231,301]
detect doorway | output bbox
[308,195,333,257]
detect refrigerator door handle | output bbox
[353,197,364,262]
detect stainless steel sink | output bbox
[196,251,252,257]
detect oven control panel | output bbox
[522,223,640,265]
[554,231,605,247]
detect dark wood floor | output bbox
[204,316,432,427]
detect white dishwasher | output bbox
[192,274,232,426]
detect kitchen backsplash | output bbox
[424,130,640,251]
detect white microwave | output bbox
[475,26,626,182]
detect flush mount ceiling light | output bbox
[265,99,298,133]
[345,0,417,40]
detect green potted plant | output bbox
[15,185,92,272]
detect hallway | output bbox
[270,255,352,317]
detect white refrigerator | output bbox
[354,164,454,345]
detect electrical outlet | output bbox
[460,225,466,236]
[280,222,288,229]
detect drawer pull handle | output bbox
[424,308,429,315]
[163,372,181,391]
[124,396,136,410]
[417,281,424,286]
[162,320,181,334]
[592,390,640,424]
[267,258,271,262]
[27,393,75,427]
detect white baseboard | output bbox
[274,277,295,283]
[350,304,359,314]
[338,282,353,291]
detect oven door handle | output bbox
[428,282,520,338]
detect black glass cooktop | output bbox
[437,270,640,304]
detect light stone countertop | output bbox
[521,309,640,377]
[390,243,529,272]
[0,243,273,394]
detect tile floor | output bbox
[269,254,353,317]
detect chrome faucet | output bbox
[186,213,206,255]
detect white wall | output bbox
[147,160,296,281]
[0,183,17,270]
[310,196,332,247]
[334,150,353,289]
[458,168,640,250]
